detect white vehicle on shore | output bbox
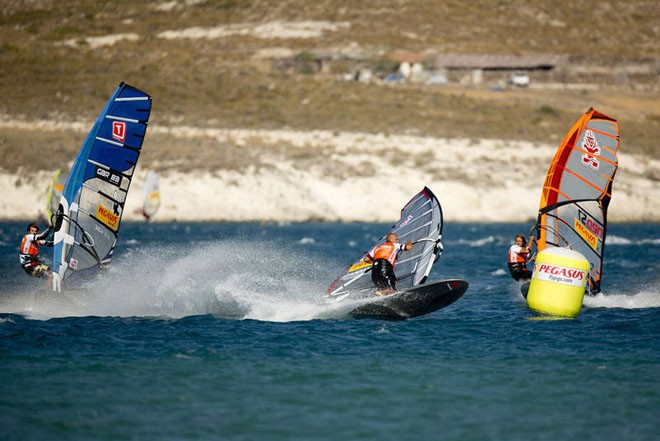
[510,71,530,87]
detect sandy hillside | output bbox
[1,3,658,223]
[1,118,658,223]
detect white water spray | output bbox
[3,240,359,322]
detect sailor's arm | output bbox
[526,235,535,252]
[36,226,53,241]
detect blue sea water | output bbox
[1,221,659,441]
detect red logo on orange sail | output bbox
[112,121,126,143]
[581,129,600,170]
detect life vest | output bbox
[371,241,402,267]
[508,244,527,264]
[19,234,41,266]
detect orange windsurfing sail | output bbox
[534,108,620,294]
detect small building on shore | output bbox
[432,54,561,86]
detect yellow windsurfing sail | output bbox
[142,171,161,221]
[45,169,68,225]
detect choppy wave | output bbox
[584,287,660,309]
[456,236,502,247]
[455,234,660,248]
[604,235,660,246]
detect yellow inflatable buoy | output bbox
[526,246,590,318]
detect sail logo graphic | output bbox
[580,129,601,170]
[96,204,119,231]
[533,262,585,287]
[574,219,598,250]
[575,210,602,250]
[577,210,603,239]
[399,215,414,228]
[95,167,122,187]
[348,261,372,273]
[112,121,127,143]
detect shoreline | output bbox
[1,124,658,224]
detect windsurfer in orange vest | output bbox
[507,234,535,281]
[19,222,54,279]
[363,232,414,295]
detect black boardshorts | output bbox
[371,258,396,290]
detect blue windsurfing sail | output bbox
[52,82,152,291]
[326,187,443,299]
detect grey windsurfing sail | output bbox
[326,186,443,298]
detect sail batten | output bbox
[96,136,125,147]
[115,97,150,102]
[106,115,141,123]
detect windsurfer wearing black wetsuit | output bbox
[363,233,413,295]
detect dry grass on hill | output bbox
[0,0,658,173]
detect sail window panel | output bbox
[84,176,129,206]
[67,244,102,273]
[77,186,124,234]
[71,224,114,267]
[80,213,116,261]
[117,166,135,192]
[554,203,603,281]
[64,210,116,273]
[400,219,433,242]
[542,212,566,248]
[82,162,129,197]
[568,201,605,255]
[337,273,373,294]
